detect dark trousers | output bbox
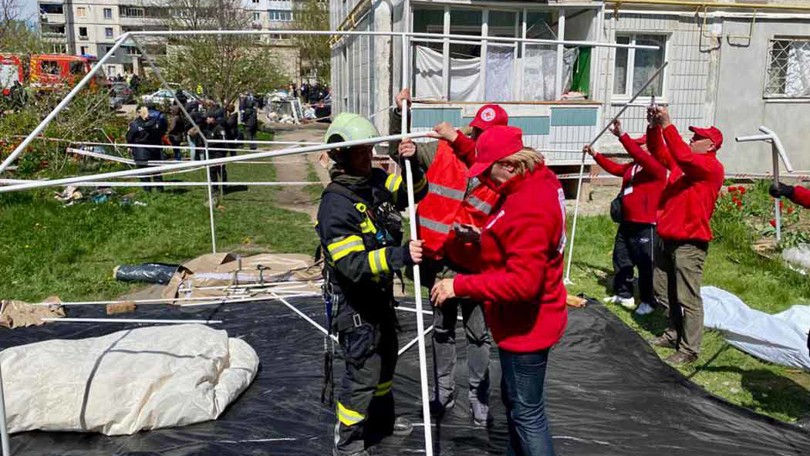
[654,239,708,357]
[499,348,555,456]
[335,315,398,455]
[169,137,182,160]
[612,222,657,303]
[135,162,163,192]
[207,151,226,195]
[431,298,491,405]
[245,127,257,150]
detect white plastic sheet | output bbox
[449,53,481,102]
[415,46,444,100]
[702,286,810,371]
[485,46,514,101]
[786,41,810,97]
[522,45,557,101]
[1,324,259,435]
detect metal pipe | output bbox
[0,132,432,193]
[398,326,434,357]
[0,33,132,175]
[759,126,794,172]
[401,30,434,455]
[564,61,669,284]
[268,291,337,341]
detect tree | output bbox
[292,0,330,84]
[152,0,288,106]
[0,0,46,53]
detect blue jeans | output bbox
[499,348,555,456]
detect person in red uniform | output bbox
[431,126,567,456]
[769,182,810,208]
[391,91,504,425]
[584,119,667,316]
[647,106,725,366]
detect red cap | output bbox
[689,126,723,150]
[633,134,647,145]
[469,104,508,131]
[468,126,524,177]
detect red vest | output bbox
[417,140,500,271]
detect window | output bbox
[40,4,64,14]
[253,12,262,22]
[765,37,810,98]
[269,10,292,22]
[42,24,65,36]
[78,27,88,39]
[105,27,114,39]
[76,7,87,18]
[69,61,85,75]
[42,61,60,75]
[126,46,140,55]
[80,46,88,55]
[104,8,113,19]
[51,43,67,53]
[613,34,666,98]
[120,7,144,18]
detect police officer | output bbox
[317,112,428,456]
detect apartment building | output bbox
[37,0,300,78]
[329,0,810,176]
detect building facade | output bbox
[38,0,301,78]
[329,0,810,175]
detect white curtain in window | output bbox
[522,46,556,101]
[786,41,810,97]
[485,46,514,101]
[415,45,444,100]
[449,54,481,102]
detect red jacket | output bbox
[592,134,667,224]
[453,164,568,353]
[790,186,810,208]
[651,124,724,243]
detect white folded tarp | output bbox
[0,324,259,435]
[703,286,810,371]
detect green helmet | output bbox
[325,112,380,144]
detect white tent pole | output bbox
[42,318,221,324]
[204,140,217,253]
[0,132,431,193]
[401,33,434,455]
[398,325,434,357]
[563,61,669,285]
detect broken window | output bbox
[765,38,810,98]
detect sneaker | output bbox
[469,398,492,428]
[392,416,413,437]
[618,297,636,309]
[635,302,654,316]
[665,351,698,366]
[429,397,455,418]
[603,295,620,304]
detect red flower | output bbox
[780,200,785,209]
[732,197,740,204]
[769,219,777,228]
[788,207,795,215]
[738,187,746,195]
[728,185,738,193]
[735,200,743,209]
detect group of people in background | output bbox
[125,91,259,203]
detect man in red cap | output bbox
[648,106,724,365]
[431,125,567,456]
[389,89,507,425]
[584,119,667,316]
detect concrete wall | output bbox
[714,18,810,175]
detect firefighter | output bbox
[389,89,503,426]
[317,112,428,456]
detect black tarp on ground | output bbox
[3,298,810,455]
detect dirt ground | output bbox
[268,123,330,221]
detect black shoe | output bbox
[392,416,413,437]
[650,335,677,349]
[665,351,698,366]
[429,397,455,418]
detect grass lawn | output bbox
[0,145,318,303]
[565,214,810,423]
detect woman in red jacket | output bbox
[584,119,667,316]
[431,126,567,456]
